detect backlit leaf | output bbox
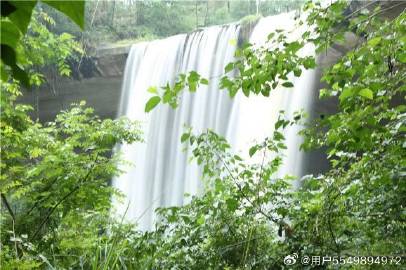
[8,1,36,33]
[43,0,85,29]
[358,88,373,100]
[367,37,381,47]
[145,96,161,112]
[282,82,294,88]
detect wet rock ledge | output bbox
[19,44,131,122]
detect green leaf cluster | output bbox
[136,1,405,268]
[145,71,209,112]
[1,9,143,269]
[1,0,84,86]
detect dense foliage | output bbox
[1,3,142,269]
[50,0,303,48]
[1,0,85,87]
[143,0,405,268]
[1,0,405,269]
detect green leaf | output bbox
[293,68,302,77]
[189,81,197,92]
[0,20,21,48]
[319,88,330,99]
[1,63,9,81]
[188,71,200,81]
[228,38,237,46]
[273,131,284,141]
[367,37,381,47]
[200,78,209,85]
[398,53,406,63]
[267,32,275,40]
[214,179,224,194]
[196,215,205,225]
[180,133,190,143]
[249,146,258,157]
[145,96,161,112]
[8,1,36,34]
[287,41,302,53]
[225,63,234,73]
[303,57,316,69]
[234,155,242,161]
[275,119,285,130]
[188,71,200,92]
[1,44,30,87]
[339,88,353,101]
[147,86,158,94]
[173,81,183,94]
[358,88,373,100]
[242,84,250,97]
[162,90,172,103]
[226,198,238,211]
[43,0,85,29]
[282,82,294,88]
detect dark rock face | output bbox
[19,44,131,122]
[301,0,406,175]
[350,0,406,20]
[93,45,131,77]
[21,77,124,122]
[302,32,361,175]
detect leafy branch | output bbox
[31,154,99,240]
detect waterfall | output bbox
[113,12,316,230]
[113,24,240,231]
[234,12,316,179]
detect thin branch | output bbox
[353,2,405,28]
[259,147,267,183]
[12,219,19,258]
[343,1,376,21]
[326,188,341,254]
[214,150,279,224]
[31,155,99,240]
[25,177,61,217]
[1,193,15,223]
[77,0,100,73]
[217,230,269,253]
[31,186,80,240]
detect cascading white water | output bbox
[113,12,316,230]
[113,24,241,231]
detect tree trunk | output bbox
[204,0,209,26]
[195,0,198,29]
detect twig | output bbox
[242,226,253,265]
[31,185,80,240]
[214,150,279,224]
[1,193,15,223]
[12,219,18,258]
[218,231,269,253]
[343,1,376,21]
[353,2,405,28]
[77,0,100,73]
[259,147,267,183]
[31,155,99,240]
[25,177,62,217]
[326,188,341,254]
